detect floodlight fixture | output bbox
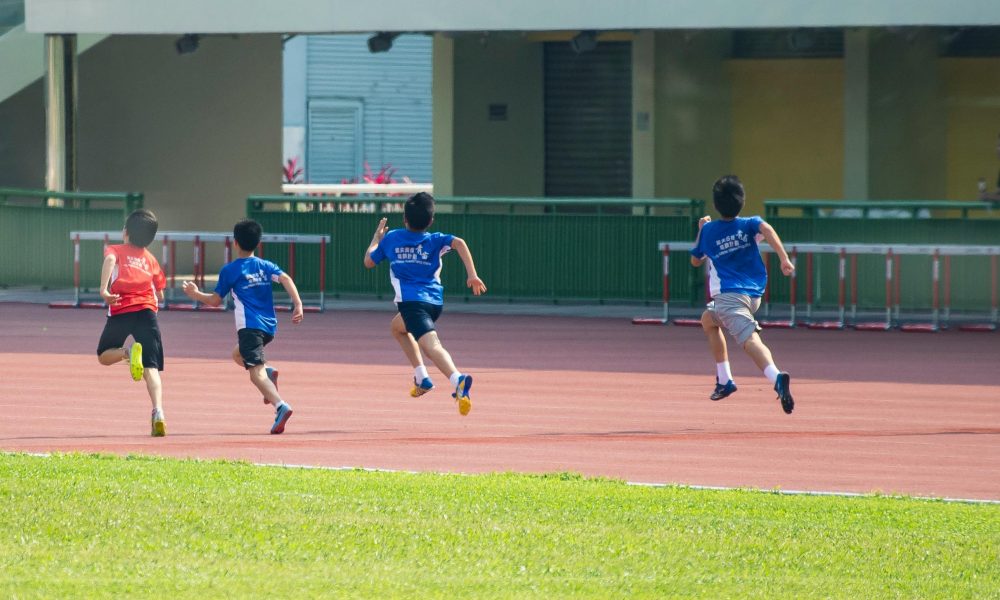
[570,30,598,54]
[175,34,200,55]
[367,32,399,53]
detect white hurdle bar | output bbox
[55,231,331,311]
[642,242,1000,331]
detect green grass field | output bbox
[0,453,996,599]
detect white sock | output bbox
[274,401,287,411]
[153,408,164,419]
[449,372,462,386]
[716,361,733,384]
[415,365,430,381]
[763,364,780,384]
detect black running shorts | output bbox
[396,301,443,341]
[96,309,164,370]
[238,327,273,369]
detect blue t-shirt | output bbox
[214,256,284,335]
[370,229,455,304]
[690,216,767,298]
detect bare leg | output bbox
[248,364,283,405]
[742,332,776,371]
[143,368,163,411]
[417,331,458,379]
[98,347,128,366]
[701,310,728,363]
[391,313,424,369]
[231,345,243,367]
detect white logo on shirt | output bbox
[395,244,430,262]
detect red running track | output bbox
[1,303,998,500]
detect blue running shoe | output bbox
[710,379,738,401]
[410,377,434,398]
[271,402,293,434]
[452,374,473,416]
[775,372,794,414]
[262,367,279,404]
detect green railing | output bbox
[0,188,144,287]
[765,199,998,219]
[762,199,1000,311]
[247,196,704,303]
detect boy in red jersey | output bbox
[96,209,168,436]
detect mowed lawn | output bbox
[0,454,996,599]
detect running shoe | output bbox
[710,379,738,401]
[410,377,435,398]
[775,372,794,414]
[262,367,279,404]
[129,343,144,382]
[452,374,473,416]
[151,409,166,437]
[271,402,293,434]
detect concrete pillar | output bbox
[843,29,870,200]
[632,31,655,199]
[45,33,78,197]
[432,34,454,196]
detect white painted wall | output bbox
[26,0,1000,34]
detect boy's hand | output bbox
[291,303,304,324]
[100,289,121,305]
[698,216,712,230]
[371,218,388,243]
[780,258,795,276]
[181,280,200,298]
[467,276,487,296]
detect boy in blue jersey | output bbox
[364,192,487,416]
[181,219,304,433]
[690,176,796,414]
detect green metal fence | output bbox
[762,200,1000,312]
[247,196,704,303]
[0,188,144,287]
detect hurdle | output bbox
[646,242,1000,332]
[51,231,331,312]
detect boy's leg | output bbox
[98,347,129,366]
[743,332,794,415]
[231,345,244,367]
[249,364,293,434]
[144,368,166,437]
[391,313,424,369]
[416,331,458,380]
[395,305,436,397]
[701,306,736,400]
[131,310,167,434]
[96,313,135,370]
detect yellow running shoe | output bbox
[129,343,144,382]
[452,374,473,416]
[410,376,434,398]
[151,409,166,437]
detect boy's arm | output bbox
[180,281,224,307]
[690,216,710,267]
[363,218,388,269]
[278,273,304,324]
[450,237,487,295]
[759,221,795,276]
[99,253,121,305]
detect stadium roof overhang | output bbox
[26,0,1000,35]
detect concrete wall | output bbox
[941,58,1000,200]
[730,58,845,214]
[0,34,282,233]
[452,35,544,196]
[868,29,946,200]
[653,30,732,202]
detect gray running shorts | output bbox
[706,293,762,345]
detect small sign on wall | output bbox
[489,103,508,121]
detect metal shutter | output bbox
[306,33,432,183]
[307,100,363,184]
[544,41,632,197]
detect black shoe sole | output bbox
[775,373,794,414]
[710,387,737,401]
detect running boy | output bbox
[96,208,168,436]
[690,175,796,414]
[363,192,486,416]
[181,219,304,434]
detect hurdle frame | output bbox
[52,231,331,312]
[647,241,1000,332]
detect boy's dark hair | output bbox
[233,219,263,252]
[712,175,745,219]
[404,192,435,231]
[125,209,158,248]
